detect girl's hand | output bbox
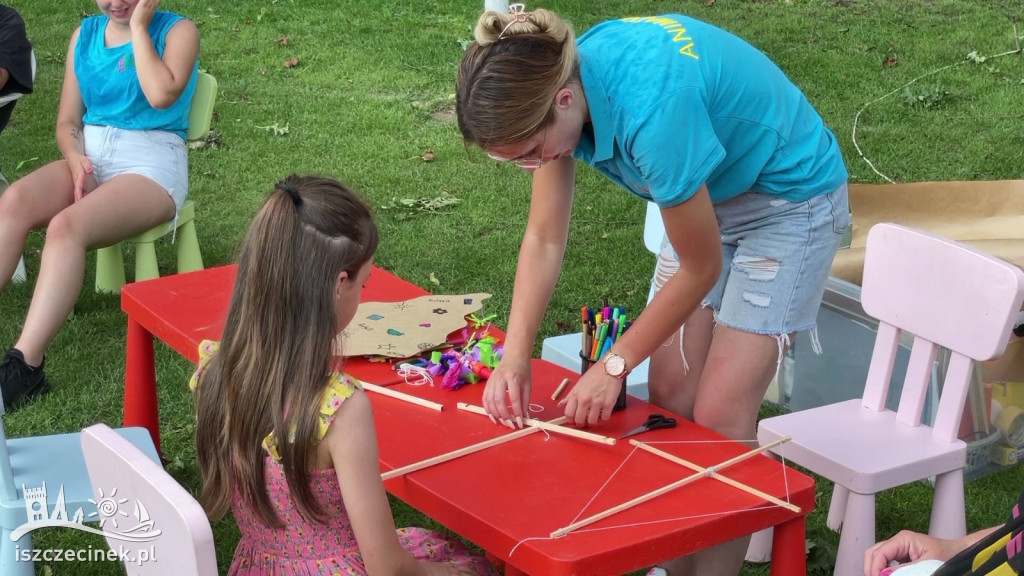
[130,0,159,31]
[482,358,531,429]
[69,155,97,202]
[561,366,620,427]
[863,530,961,576]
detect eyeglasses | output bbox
[487,129,548,170]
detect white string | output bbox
[525,404,551,440]
[569,444,641,524]
[852,48,1021,183]
[569,504,786,534]
[528,403,545,414]
[643,439,760,444]
[508,536,550,558]
[508,439,797,556]
[780,443,791,508]
[510,504,790,557]
[396,363,432,386]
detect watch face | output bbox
[605,354,626,377]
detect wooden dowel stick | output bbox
[381,416,569,480]
[550,437,791,538]
[630,440,800,513]
[362,382,443,412]
[457,402,615,445]
[551,377,570,401]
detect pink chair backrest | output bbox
[81,424,218,575]
[858,223,1024,442]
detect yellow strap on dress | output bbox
[188,339,361,461]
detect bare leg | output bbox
[646,306,715,576]
[0,161,76,294]
[655,325,786,576]
[647,306,715,420]
[15,174,174,365]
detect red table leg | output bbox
[124,317,161,453]
[770,516,807,576]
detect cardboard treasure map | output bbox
[338,293,492,358]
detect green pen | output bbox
[594,322,609,360]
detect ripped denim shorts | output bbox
[652,183,850,338]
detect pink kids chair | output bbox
[81,423,217,575]
[757,222,1024,576]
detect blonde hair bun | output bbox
[473,7,574,47]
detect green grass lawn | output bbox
[2,0,1023,574]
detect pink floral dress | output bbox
[191,340,497,576]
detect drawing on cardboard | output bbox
[339,293,492,358]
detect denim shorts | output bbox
[83,124,188,216]
[652,184,851,336]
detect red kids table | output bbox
[120,264,495,452]
[371,359,815,576]
[120,266,814,575]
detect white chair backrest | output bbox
[643,202,664,255]
[644,202,666,305]
[859,223,1024,442]
[80,424,217,575]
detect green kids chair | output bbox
[94,71,217,294]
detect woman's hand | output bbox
[482,357,531,428]
[130,0,159,31]
[561,365,621,427]
[68,155,97,202]
[863,530,961,576]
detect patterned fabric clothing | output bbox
[229,458,497,575]
[191,340,497,576]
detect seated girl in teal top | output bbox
[0,0,199,412]
[76,9,198,139]
[456,6,849,576]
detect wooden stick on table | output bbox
[361,381,444,412]
[551,377,570,401]
[457,402,616,446]
[630,440,801,513]
[381,416,569,480]
[550,437,791,538]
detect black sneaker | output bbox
[0,348,51,411]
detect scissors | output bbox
[619,413,677,439]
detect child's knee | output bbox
[0,187,35,232]
[0,182,28,213]
[44,210,81,244]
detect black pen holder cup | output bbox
[579,351,628,412]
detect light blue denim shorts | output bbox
[83,124,188,216]
[652,183,851,336]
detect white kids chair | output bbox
[81,423,217,575]
[757,222,1024,576]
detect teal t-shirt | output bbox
[572,15,848,207]
[75,11,198,140]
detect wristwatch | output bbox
[602,352,631,380]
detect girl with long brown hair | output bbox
[192,175,493,576]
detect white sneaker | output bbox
[646,569,668,576]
